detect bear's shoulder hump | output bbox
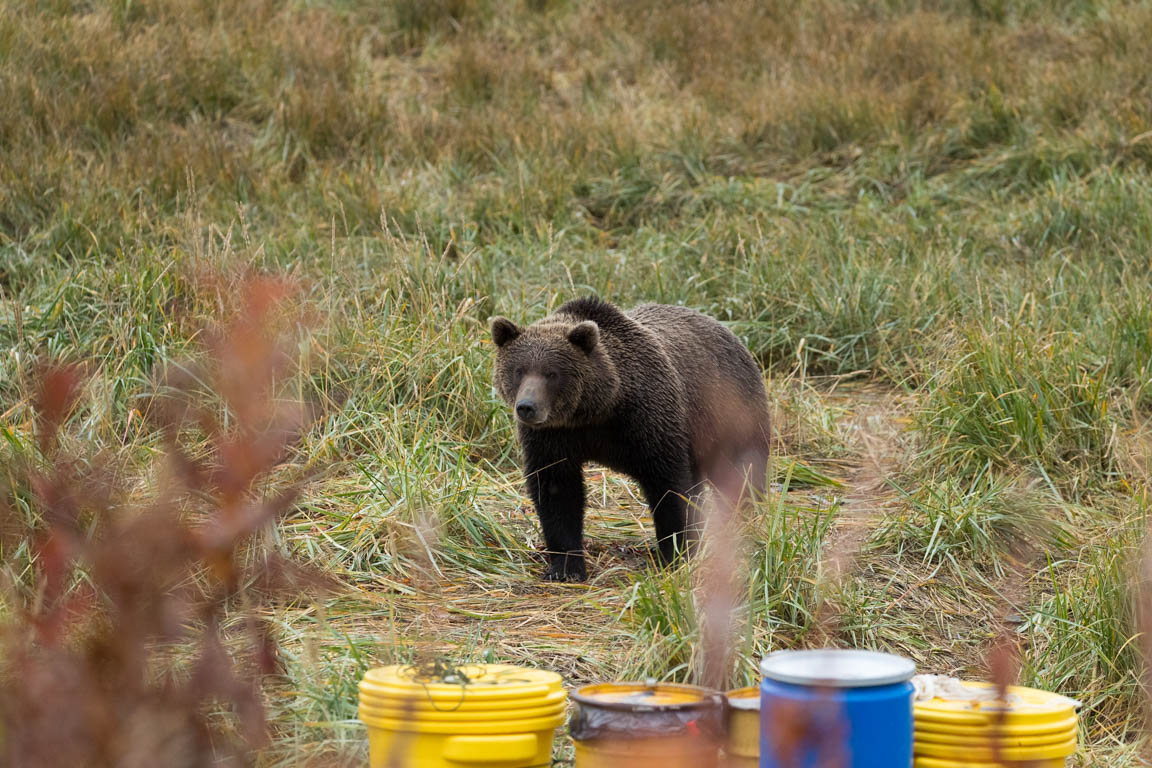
[555,296,627,329]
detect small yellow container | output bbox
[570,681,725,768]
[358,663,566,768]
[723,686,760,767]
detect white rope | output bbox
[911,674,1026,705]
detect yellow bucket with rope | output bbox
[913,681,1080,768]
[358,663,566,768]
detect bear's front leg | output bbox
[525,458,587,581]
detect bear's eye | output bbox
[545,371,557,381]
[514,367,525,378]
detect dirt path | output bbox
[820,385,914,582]
[809,385,1020,674]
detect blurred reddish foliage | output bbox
[0,275,337,768]
[765,691,847,768]
[985,630,1022,767]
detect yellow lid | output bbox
[725,686,761,711]
[916,726,1077,748]
[915,757,1068,768]
[358,709,567,734]
[360,685,567,713]
[916,736,1077,762]
[914,682,1078,729]
[357,698,567,723]
[572,681,723,711]
[916,714,1078,738]
[360,663,563,707]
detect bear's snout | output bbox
[513,375,550,425]
[515,397,548,425]
[516,400,538,422]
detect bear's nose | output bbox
[516,401,537,421]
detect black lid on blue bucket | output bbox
[759,649,915,688]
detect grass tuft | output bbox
[918,325,1117,487]
[871,470,1060,574]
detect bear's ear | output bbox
[567,321,599,354]
[491,317,521,348]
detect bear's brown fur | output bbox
[491,297,770,581]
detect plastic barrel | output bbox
[570,680,725,768]
[358,663,566,768]
[758,648,916,768]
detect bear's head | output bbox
[490,315,620,428]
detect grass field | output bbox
[4,0,1152,764]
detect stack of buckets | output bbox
[561,649,922,768]
[357,663,566,768]
[913,681,1081,768]
[357,653,1080,768]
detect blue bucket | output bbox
[758,649,915,768]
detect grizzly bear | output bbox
[490,297,771,581]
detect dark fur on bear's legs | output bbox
[525,455,587,581]
[523,429,695,580]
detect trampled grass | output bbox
[870,469,1062,574]
[4,0,1152,764]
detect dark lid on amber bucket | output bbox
[571,679,723,712]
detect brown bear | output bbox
[490,297,771,581]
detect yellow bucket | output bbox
[570,681,725,768]
[358,663,566,768]
[723,686,760,767]
[913,681,1079,768]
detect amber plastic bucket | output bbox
[570,681,725,768]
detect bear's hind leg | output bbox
[638,464,696,565]
[709,424,771,510]
[740,431,771,502]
